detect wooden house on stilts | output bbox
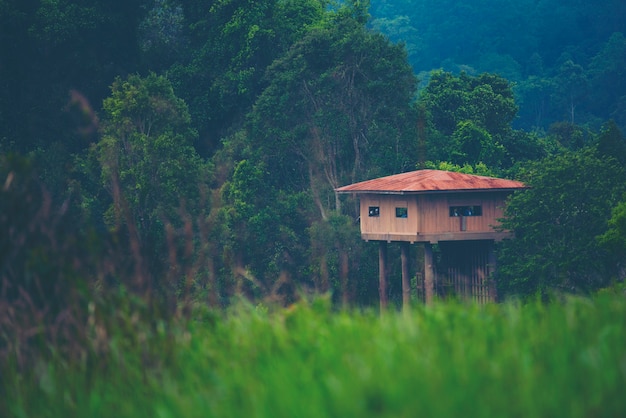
[336,169,527,308]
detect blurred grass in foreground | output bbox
[3,290,626,418]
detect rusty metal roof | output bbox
[336,169,527,194]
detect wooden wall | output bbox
[359,191,512,243]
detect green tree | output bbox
[546,121,587,151]
[169,0,327,154]
[588,32,626,126]
[597,198,626,279]
[419,71,543,168]
[216,5,417,303]
[83,73,211,296]
[552,58,588,125]
[424,161,497,177]
[221,158,314,302]
[497,148,626,298]
[596,119,626,165]
[451,120,505,167]
[369,14,421,66]
[249,10,417,217]
[138,0,186,71]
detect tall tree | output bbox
[552,58,588,125]
[595,119,626,165]
[597,198,626,280]
[169,0,328,155]
[249,11,417,216]
[82,73,211,296]
[137,0,186,71]
[588,32,626,128]
[419,71,543,168]
[218,5,417,302]
[497,148,626,298]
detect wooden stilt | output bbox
[378,241,388,311]
[487,241,497,302]
[424,242,434,305]
[401,242,411,311]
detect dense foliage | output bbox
[1,0,626,372]
[497,148,626,298]
[419,71,546,167]
[369,0,626,132]
[2,3,626,416]
[80,73,212,292]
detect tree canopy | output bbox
[369,0,626,132]
[497,148,626,298]
[214,6,417,300]
[81,72,211,295]
[419,71,545,169]
[1,0,625,307]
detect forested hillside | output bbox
[369,0,626,131]
[1,0,625,329]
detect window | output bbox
[449,205,482,217]
[395,207,408,218]
[368,206,380,217]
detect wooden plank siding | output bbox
[359,191,512,243]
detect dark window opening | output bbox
[450,205,482,217]
[395,207,408,218]
[368,206,380,217]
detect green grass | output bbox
[3,292,626,417]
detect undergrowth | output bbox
[2,292,625,418]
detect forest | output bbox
[1,1,626,414]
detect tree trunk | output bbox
[379,241,388,311]
[424,243,435,305]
